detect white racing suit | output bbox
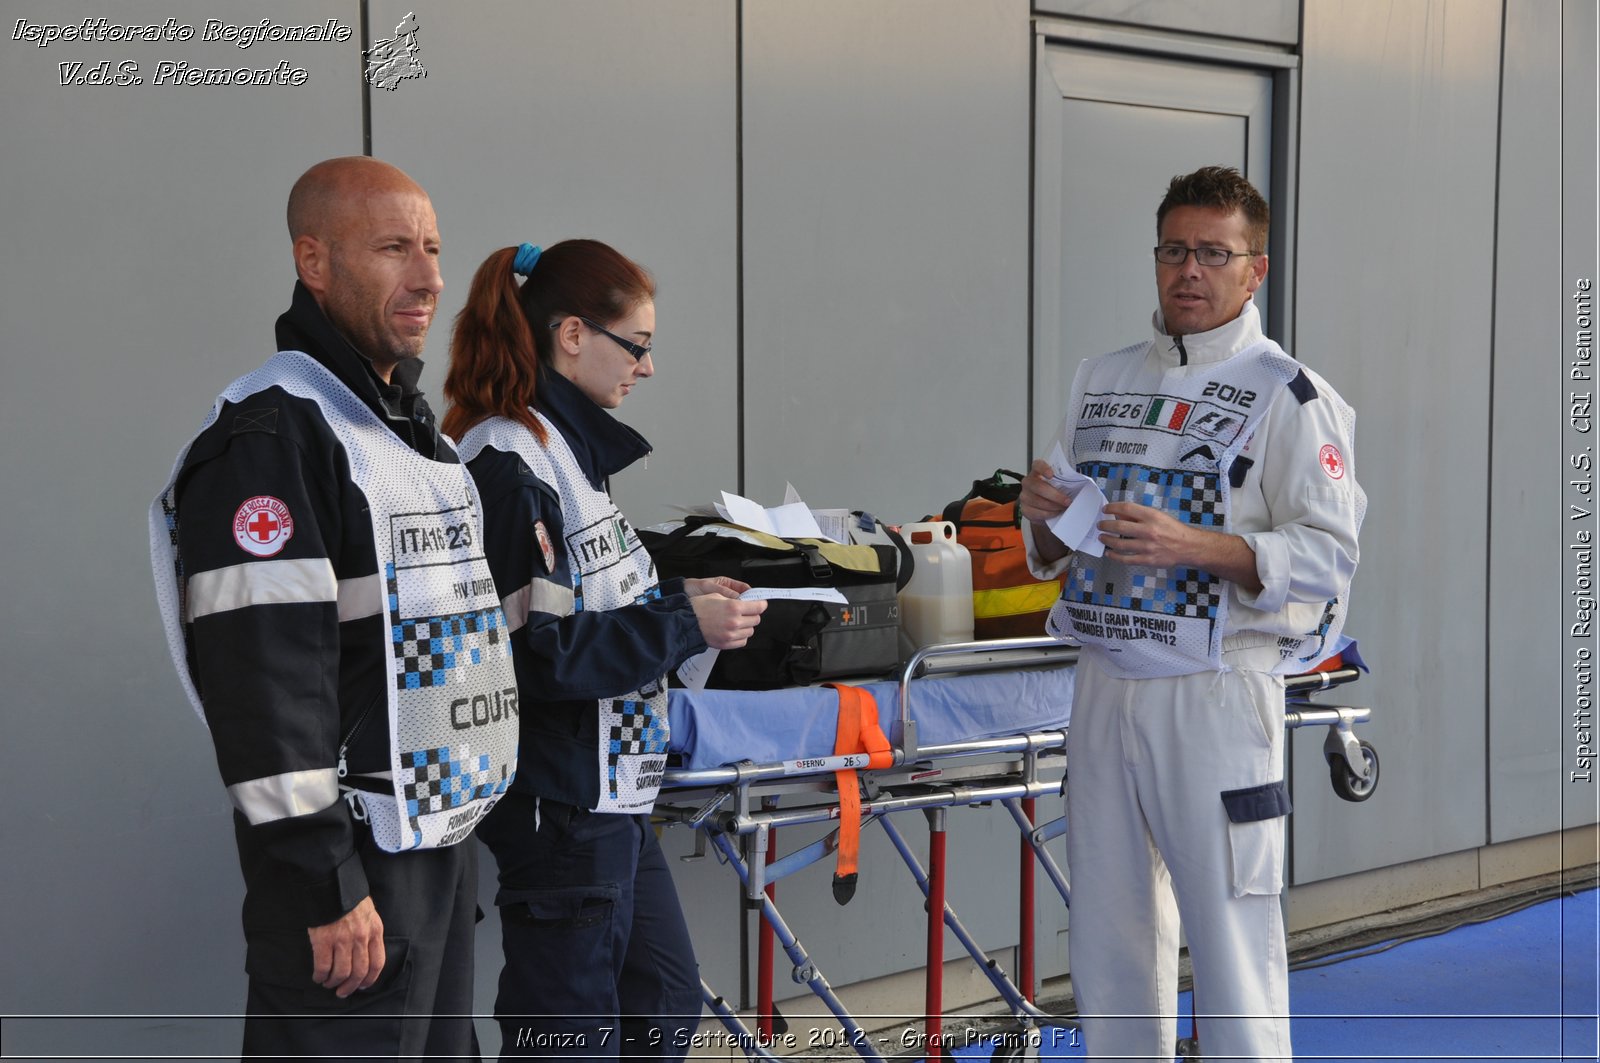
[1028,301,1365,1061]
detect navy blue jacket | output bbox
[466,368,705,809]
[172,282,450,929]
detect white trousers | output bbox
[1065,654,1292,1062]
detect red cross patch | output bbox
[533,520,556,573]
[233,495,294,557]
[1318,444,1346,480]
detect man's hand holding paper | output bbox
[1020,445,1108,561]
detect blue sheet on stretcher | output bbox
[664,635,1365,772]
[665,667,1075,771]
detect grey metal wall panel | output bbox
[0,0,363,1046]
[1560,0,1600,832]
[1289,0,1503,883]
[367,0,740,531]
[1033,0,1299,47]
[737,0,1050,992]
[1489,0,1569,841]
[741,0,1033,526]
[364,1,741,1028]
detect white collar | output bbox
[1150,299,1265,366]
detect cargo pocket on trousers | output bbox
[497,884,618,932]
[244,928,414,1011]
[1220,780,1291,898]
[495,885,620,1014]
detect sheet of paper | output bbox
[1044,441,1108,558]
[742,585,848,604]
[786,483,853,544]
[673,586,850,689]
[717,491,775,533]
[673,645,720,690]
[716,491,832,542]
[766,501,827,539]
[809,510,855,544]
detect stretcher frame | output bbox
[656,637,1374,1062]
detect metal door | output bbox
[1033,36,1282,451]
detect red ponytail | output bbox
[443,239,654,442]
[441,246,547,444]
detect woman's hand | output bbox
[684,576,749,599]
[691,595,767,650]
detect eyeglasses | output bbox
[550,317,653,361]
[1153,245,1259,267]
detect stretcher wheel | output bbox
[1175,1035,1202,1058]
[989,1026,1042,1063]
[991,1035,1027,1063]
[1328,739,1379,802]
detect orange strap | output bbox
[826,682,892,904]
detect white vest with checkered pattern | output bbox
[152,351,519,851]
[458,413,669,814]
[1046,341,1298,677]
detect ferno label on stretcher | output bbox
[675,586,849,690]
[784,752,876,775]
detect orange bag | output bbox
[937,470,1065,640]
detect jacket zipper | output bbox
[337,698,381,781]
[337,699,382,822]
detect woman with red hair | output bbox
[444,240,766,1060]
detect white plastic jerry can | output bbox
[897,520,975,649]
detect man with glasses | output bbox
[1019,166,1365,1061]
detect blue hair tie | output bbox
[513,242,542,276]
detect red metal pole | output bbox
[1019,797,1036,1002]
[758,824,777,1043]
[924,810,947,1063]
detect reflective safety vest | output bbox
[151,351,519,851]
[459,412,669,814]
[1048,339,1341,676]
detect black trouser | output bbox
[476,793,700,1063]
[239,839,480,1062]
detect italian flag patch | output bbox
[1143,398,1191,430]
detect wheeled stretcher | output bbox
[656,637,1375,1061]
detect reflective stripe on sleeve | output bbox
[335,572,385,622]
[501,577,576,633]
[186,558,337,621]
[227,768,340,825]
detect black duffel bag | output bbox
[639,515,910,689]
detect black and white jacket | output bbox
[160,283,457,929]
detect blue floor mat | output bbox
[954,887,1598,1062]
[1284,886,1596,1062]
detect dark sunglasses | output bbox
[550,317,653,361]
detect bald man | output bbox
[152,157,517,1060]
